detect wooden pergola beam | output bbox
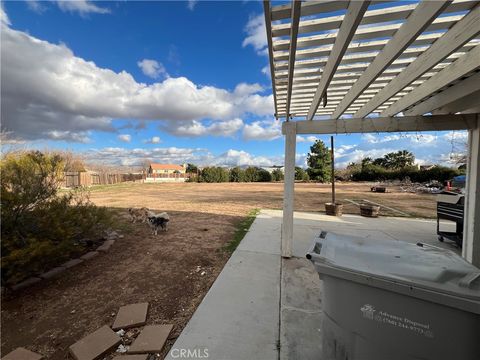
[283,114,479,135]
[263,0,279,119]
[382,45,480,116]
[285,0,302,120]
[356,4,480,118]
[306,0,370,121]
[404,72,480,116]
[331,1,451,119]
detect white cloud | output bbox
[361,133,437,145]
[26,0,46,13]
[1,3,10,25]
[144,136,162,144]
[1,24,273,141]
[297,135,318,143]
[45,130,92,143]
[81,146,284,168]
[213,149,277,167]
[162,118,244,137]
[261,65,270,77]
[334,130,468,168]
[137,59,167,79]
[84,146,207,167]
[242,14,268,56]
[56,1,110,16]
[243,119,281,141]
[187,0,198,11]
[118,134,131,143]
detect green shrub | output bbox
[350,164,461,182]
[229,167,246,182]
[244,167,259,182]
[271,168,284,181]
[200,167,229,183]
[1,151,112,286]
[295,167,310,181]
[256,168,272,182]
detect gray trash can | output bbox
[306,231,480,360]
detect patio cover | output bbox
[263,0,480,265]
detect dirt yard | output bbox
[1,182,438,358]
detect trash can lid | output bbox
[307,231,480,313]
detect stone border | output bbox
[9,233,120,293]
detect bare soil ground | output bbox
[1,182,437,358]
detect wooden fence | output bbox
[62,172,143,188]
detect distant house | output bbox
[261,165,285,174]
[146,163,187,182]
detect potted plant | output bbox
[325,136,343,216]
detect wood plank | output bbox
[272,3,416,37]
[263,0,279,119]
[404,72,480,115]
[283,114,479,135]
[285,0,302,120]
[433,90,480,115]
[331,0,451,119]
[282,121,296,258]
[355,4,480,118]
[382,45,480,116]
[271,1,349,21]
[272,14,462,51]
[462,125,480,266]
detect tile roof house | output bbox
[146,163,187,182]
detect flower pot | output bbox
[325,202,343,216]
[360,204,380,218]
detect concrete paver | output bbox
[128,325,173,354]
[39,267,65,280]
[97,240,115,252]
[112,356,148,360]
[1,347,43,360]
[61,259,84,268]
[112,303,149,330]
[69,325,121,360]
[11,277,41,291]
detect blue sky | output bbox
[0,1,467,168]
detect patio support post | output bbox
[282,121,297,258]
[462,123,480,267]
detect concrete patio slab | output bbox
[69,325,121,360]
[112,303,149,331]
[1,347,43,360]
[166,209,458,360]
[128,325,173,354]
